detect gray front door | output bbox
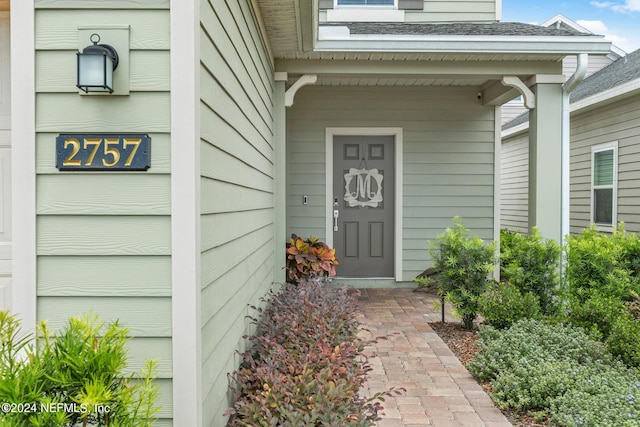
[333,135,394,277]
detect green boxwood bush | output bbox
[0,311,159,427]
[565,226,640,366]
[500,227,560,315]
[478,281,540,329]
[226,280,398,426]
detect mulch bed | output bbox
[429,321,550,427]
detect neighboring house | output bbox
[5,1,610,426]
[501,14,625,125]
[501,48,640,235]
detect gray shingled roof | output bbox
[502,111,530,130]
[326,22,593,37]
[570,48,640,102]
[503,48,640,131]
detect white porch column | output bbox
[528,78,564,242]
[274,73,287,283]
[171,0,202,425]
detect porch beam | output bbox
[481,80,521,106]
[275,59,562,77]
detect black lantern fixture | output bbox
[76,33,119,93]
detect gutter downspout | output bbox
[561,53,588,249]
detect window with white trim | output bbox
[591,141,618,228]
[337,0,395,6]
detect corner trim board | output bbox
[170,0,202,425]
[10,0,37,332]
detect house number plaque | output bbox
[56,134,151,171]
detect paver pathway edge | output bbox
[355,288,513,427]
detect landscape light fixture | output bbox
[76,33,119,93]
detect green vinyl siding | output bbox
[500,133,529,233]
[501,95,640,236]
[36,50,170,93]
[320,0,497,22]
[405,0,496,21]
[200,0,275,425]
[36,133,171,174]
[287,85,495,281]
[35,2,172,425]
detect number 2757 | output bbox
[56,135,151,171]
[63,137,141,167]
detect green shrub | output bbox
[226,280,399,426]
[564,226,640,366]
[606,310,640,367]
[565,225,639,298]
[418,216,495,329]
[285,234,339,284]
[500,228,560,315]
[550,376,640,427]
[468,319,610,383]
[478,281,540,329]
[0,311,159,427]
[468,319,640,427]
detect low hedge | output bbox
[225,280,395,426]
[468,319,640,426]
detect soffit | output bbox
[256,0,301,54]
[256,3,609,92]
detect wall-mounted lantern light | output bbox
[77,33,119,93]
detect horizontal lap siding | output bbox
[320,0,496,22]
[287,86,494,281]
[200,0,275,425]
[500,133,529,233]
[34,2,172,424]
[571,95,640,234]
[405,0,496,21]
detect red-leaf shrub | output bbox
[225,280,399,426]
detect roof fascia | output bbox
[502,122,530,139]
[275,58,562,76]
[540,14,624,58]
[571,77,640,113]
[314,36,612,55]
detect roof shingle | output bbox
[325,22,594,37]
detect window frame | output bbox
[334,0,398,8]
[590,141,618,231]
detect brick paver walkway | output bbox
[357,288,512,427]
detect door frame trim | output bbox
[325,127,403,282]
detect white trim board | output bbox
[493,106,501,282]
[11,0,37,331]
[325,127,403,282]
[170,0,202,425]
